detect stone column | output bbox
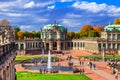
[44,32,46,39]
[49,32,52,39]
[24,43,26,50]
[18,43,20,50]
[57,32,61,39]
[57,41,61,51]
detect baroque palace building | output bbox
[0,24,17,80]
[16,22,120,55]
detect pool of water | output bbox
[24,65,74,71]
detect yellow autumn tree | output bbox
[114,18,120,24]
[17,31,24,39]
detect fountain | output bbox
[23,50,74,72]
[47,50,52,71]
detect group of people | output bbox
[88,61,96,70]
[79,61,84,66]
[79,68,85,74]
[66,55,73,61]
[39,69,46,74]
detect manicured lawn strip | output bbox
[78,55,120,59]
[15,56,58,61]
[16,71,91,80]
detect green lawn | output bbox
[16,71,91,80]
[78,55,120,59]
[15,56,58,61]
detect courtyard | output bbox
[15,50,120,80]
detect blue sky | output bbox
[0,0,120,32]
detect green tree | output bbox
[88,30,99,37]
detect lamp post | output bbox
[42,48,44,60]
[102,47,105,61]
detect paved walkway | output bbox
[71,59,117,80]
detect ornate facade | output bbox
[0,24,17,80]
[16,23,120,55]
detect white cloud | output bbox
[24,1,53,8]
[62,19,81,27]
[72,1,120,16]
[72,1,107,13]
[24,1,35,8]
[65,13,82,18]
[4,13,28,17]
[0,0,29,9]
[48,5,55,9]
[60,0,73,2]
[20,25,31,30]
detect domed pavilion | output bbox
[40,22,67,51]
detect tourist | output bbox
[81,61,84,66]
[93,63,96,70]
[89,62,92,69]
[39,69,42,74]
[82,68,85,74]
[79,61,81,66]
[79,69,82,74]
[115,72,118,80]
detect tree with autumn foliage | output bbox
[80,25,101,37]
[67,32,75,39]
[93,26,102,37]
[80,25,93,37]
[114,18,120,24]
[17,31,24,39]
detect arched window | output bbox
[61,33,65,39]
[16,44,18,50]
[45,32,49,39]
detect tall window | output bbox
[113,44,116,49]
[103,43,106,49]
[45,32,49,39]
[53,32,57,39]
[61,33,65,39]
[42,33,44,39]
[118,44,120,49]
[108,44,111,49]
[118,34,120,39]
[74,42,76,47]
[108,34,111,40]
[113,34,116,40]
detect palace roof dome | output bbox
[42,24,65,31]
[104,24,120,31]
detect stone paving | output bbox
[15,50,120,80]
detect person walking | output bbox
[93,63,96,70]
[82,68,85,74]
[79,69,82,74]
[115,72,118,80]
